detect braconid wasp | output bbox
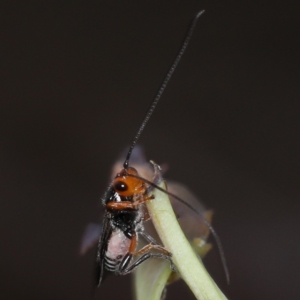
[82,10,229,290]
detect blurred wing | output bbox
[96,213,112,287]
[80,223,102,255]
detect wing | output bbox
[96,212,112,287]
[80,223,102,255]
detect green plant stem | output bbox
[144,181,228,300]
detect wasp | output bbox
[91,10,229,287]
[96,161,176,285]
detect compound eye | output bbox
[114,181,128,192]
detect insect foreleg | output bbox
[107,195,155,210]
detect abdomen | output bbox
[105,229,131,272]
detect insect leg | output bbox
[119,250,175,275]
[139,230,160,245]
[118,238,175,275]
[117,232,138,272]
[133,195,155,205]
[141,208,151,222]
[106,195,154,210]
[134,243,172,258]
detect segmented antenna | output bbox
[123,10,205,169]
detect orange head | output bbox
[113,167,146,198]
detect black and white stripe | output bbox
[104,255,120,272]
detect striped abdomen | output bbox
[105,229,131,272]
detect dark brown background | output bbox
[1,1,299,299]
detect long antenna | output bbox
[123,10,205,169]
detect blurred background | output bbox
[1,1,299,299]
